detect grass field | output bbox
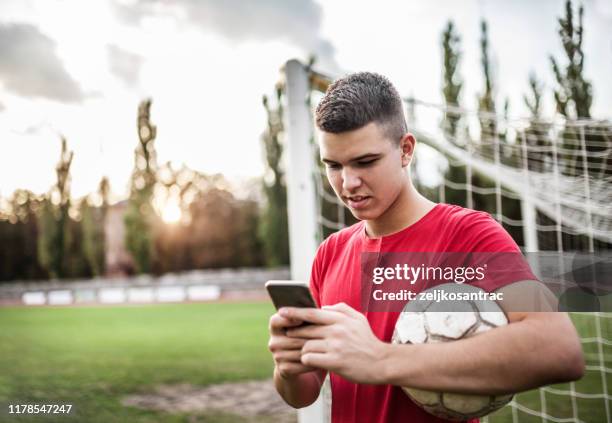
[487,313,612,423]
[0,302,277,422]
[0,304,610,422]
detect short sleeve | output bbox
[455,211,537,292]
[457,211,521,253]
[309,240,328,308]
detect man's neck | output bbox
[364,181,436,238]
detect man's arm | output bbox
[273,367,327,408]
[268,312,327,408]
[284,299,585,396]
[380,310,584,395]
[380,280,582,394]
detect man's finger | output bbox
[269,336,306,352]
[301,352,336,370]
[286,324,329,339]
[322,302,362,318]
[274,349,303,362]
[279,307,341,325]
[302,339,329,354]
[269,313,304,333]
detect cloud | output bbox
[9,121,55,137]
[112,0,341,73]
[107,44,143,85]
[22,122,49,135]
[0,22,84,102]
[590,0,612,20]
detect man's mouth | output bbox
[345,195,371,210]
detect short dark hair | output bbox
[315,72,407,143]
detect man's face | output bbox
[319,122,409,222]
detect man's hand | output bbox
[281,302,387,384]
[268,312,317,378]
[268,311,327,408]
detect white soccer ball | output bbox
[391,283,513,421]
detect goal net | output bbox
[282,60,611,423]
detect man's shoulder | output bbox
[432,203,501,234]
[435,203,519,252]
[437,203,494,224]
[317,221,364,255]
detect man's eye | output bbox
[357,159,377,167]
[326,163,341,170]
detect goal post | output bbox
[282,59,329,423]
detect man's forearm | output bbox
[378,313,584,395]
[274,367,324,408]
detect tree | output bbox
[550,0,611,178]
[550,0,592,119]
[185,185,264,269]
[474,20,499,204]
[524,73,543,119]
[260,88,290,266]
[440,20,469,207]
[438,20,500,214]
[441,20,462,139]
[477,20,497,152]
[519,73,552,172]
[0,190,46,281]
[125,99,158,274]
[473,21,522,243]
[81,177,109,276]
[37,136,73,279]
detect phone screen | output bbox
[266,284,317,310]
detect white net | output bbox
[404,98,612,253]
[294,69,611,422]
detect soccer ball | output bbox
[391,283,513,420]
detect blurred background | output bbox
[0,0,610,422]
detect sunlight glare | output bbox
[161,200,182,223]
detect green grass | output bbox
[0,305,610,422]
[486,313,612,423]
[0,302,277,422]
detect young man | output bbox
[268,72,584,422]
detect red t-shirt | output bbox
[310,203,535,423]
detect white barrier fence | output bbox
[22,285,222,306]
[1,267,290,306]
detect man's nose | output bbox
[342,168,362,192]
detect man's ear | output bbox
[399,133,416,167]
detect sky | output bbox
[0,0,611,201]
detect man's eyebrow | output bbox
[321,153,381,164]
[321,158,337,164]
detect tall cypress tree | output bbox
[472,20,498,213]
[125,99,158,273]
[550,0,611,179]
[550,0,592,119]
[440,20,468,207]
[441,21,462,140]
[477,20,497,152]
[260,88,289,266]
[474,20,522,243]
[520,73,552,172]
[82,177,109,276]
[37,137,73,279]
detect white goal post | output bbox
[282,59,330,423]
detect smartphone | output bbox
[265,280,318,310]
